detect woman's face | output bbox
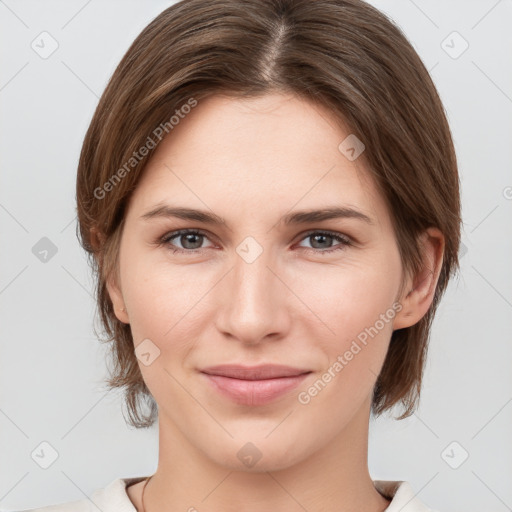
[109,93,414,470]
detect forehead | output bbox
[127,93,387,226]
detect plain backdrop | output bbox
[1,1,511,511]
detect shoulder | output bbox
[13,476,147,512]
[373,480,441,512]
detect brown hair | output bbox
[76,0,461,428]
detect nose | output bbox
[214,244,292,346]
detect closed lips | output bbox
[200,365,312,380]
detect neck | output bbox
[143,396,390,512]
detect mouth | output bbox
[200,364,312,380]
[200,364,312,406]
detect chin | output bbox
[202,434,313,473]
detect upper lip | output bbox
[200,364,312,380]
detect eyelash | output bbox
[158,229,352,255]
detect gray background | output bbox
[1,1,511,510]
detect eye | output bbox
[159,229,214,253]
[296,230,352,254]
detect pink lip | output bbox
[200,364,311,406]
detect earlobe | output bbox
[392,228,445,331]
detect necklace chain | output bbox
[140,475,153,512]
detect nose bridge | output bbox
[232,237,281,314]
[216,236,290,342]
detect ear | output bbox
[90,226,130,325]
[392,227,445,330]
[90,225,106,253]
[106,272,130,324]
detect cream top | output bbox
[19,477,440,512]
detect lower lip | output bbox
[201,372,310,406]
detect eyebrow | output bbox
[141,204,374,226]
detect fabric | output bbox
[19,477,440,512]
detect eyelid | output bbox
[295,228,352,244]
[294,229,353,254]
[159,228,216,249]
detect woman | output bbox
[26,0,461,510]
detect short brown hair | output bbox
[76,0,461,428]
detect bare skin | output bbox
[108,93,444,512]
[126,480,144,509]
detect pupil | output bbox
[183,234,202,249]
[312,234,331,249]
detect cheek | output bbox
[121,261,210,400]
[120,249,216,351]
[292,259,399,396]
[292,253,400,339]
